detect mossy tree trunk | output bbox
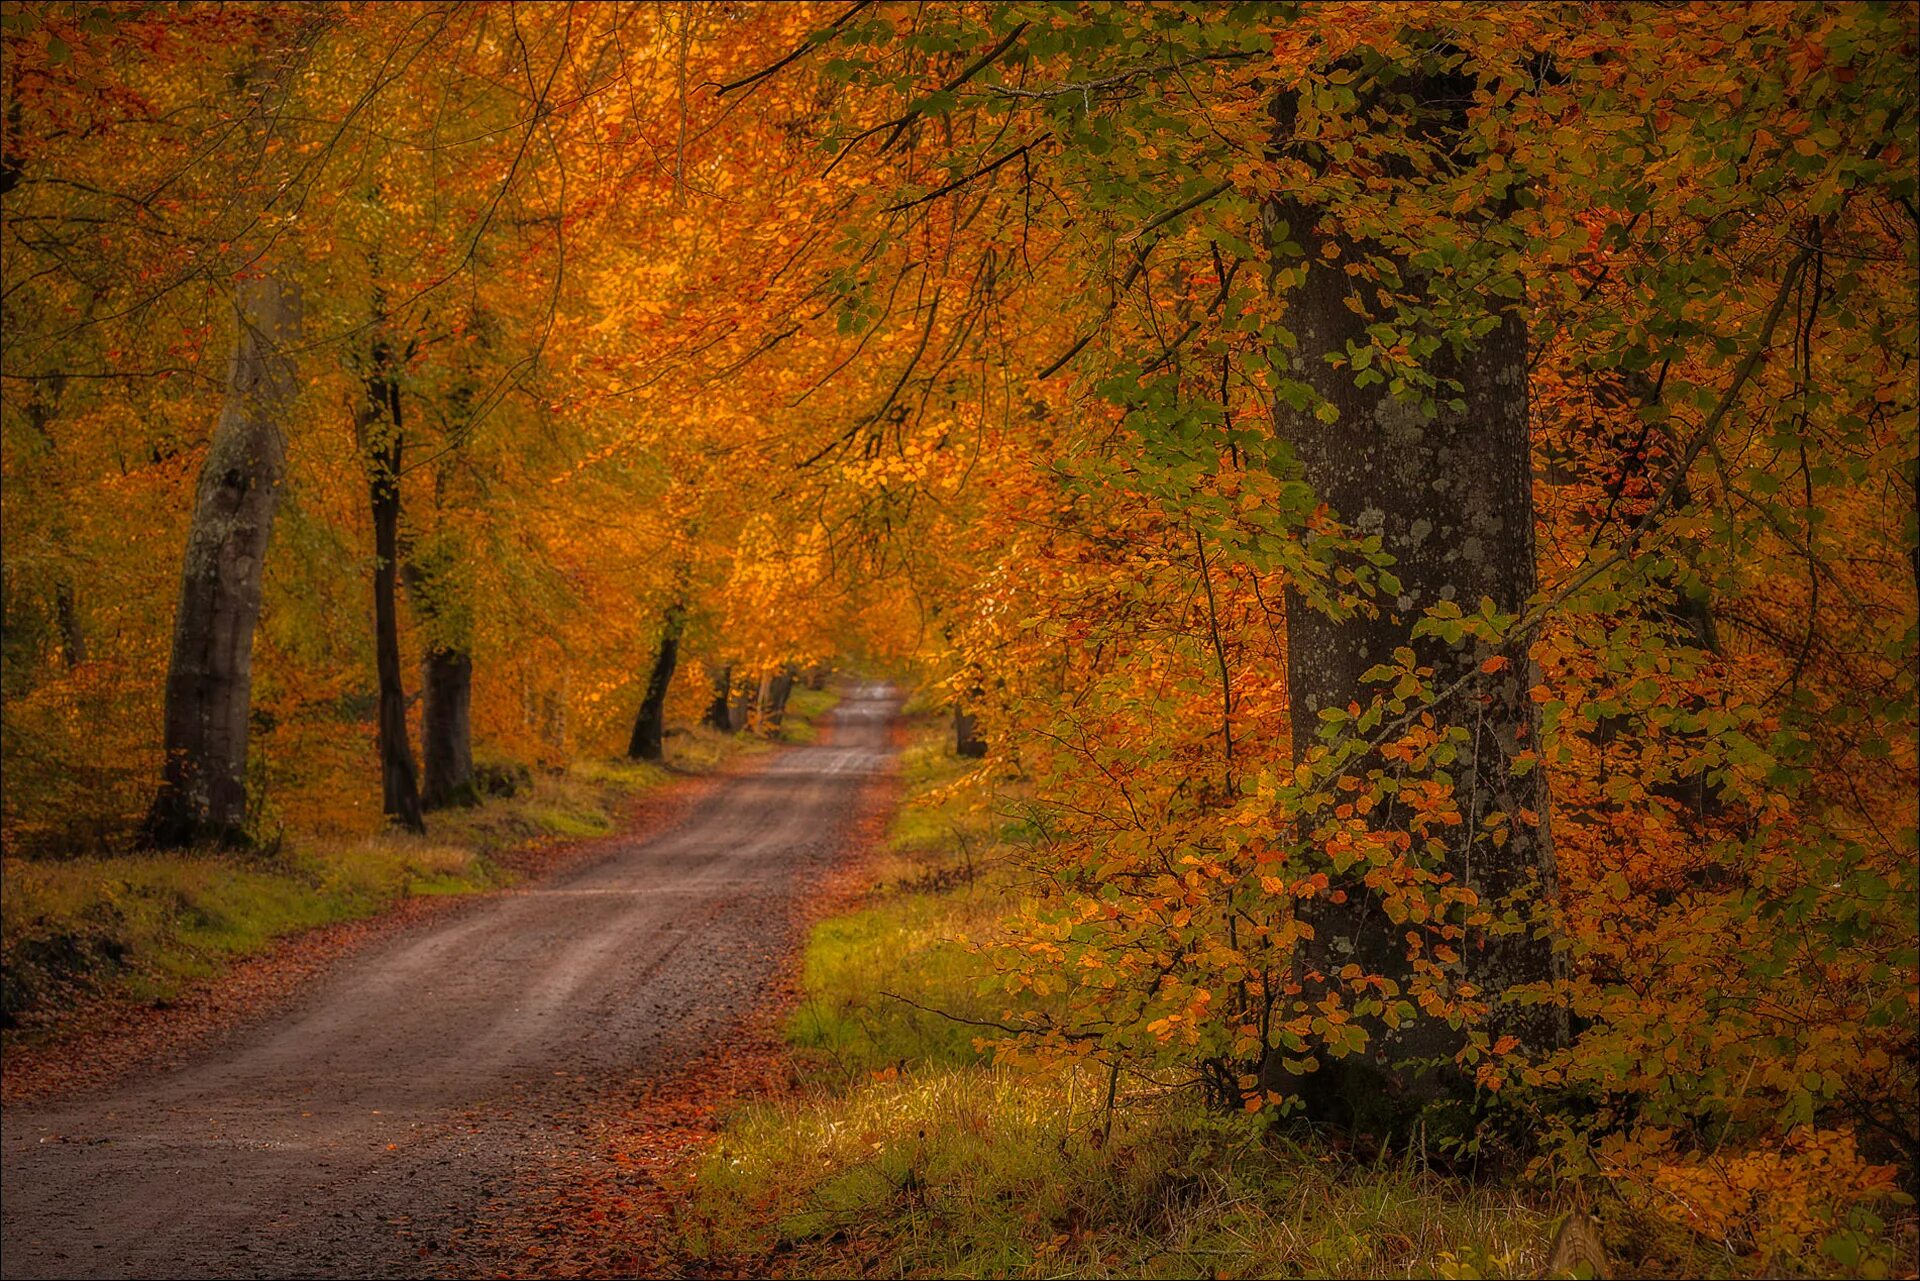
[765,663,796,730]
[1263,130,1561,1110]
[142,277,299,849]
[728,673,753,732]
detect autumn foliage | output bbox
[2,1,1915,1270]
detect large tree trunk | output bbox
[703,663,733,730]
[141,277,298,849]
[361,343,424,834]
[627,605,685,761]
[420,646,474,808]
[1265,193,1560,1107]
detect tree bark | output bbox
[627,604,685,761]
[729,674,753,732]
[753,669,775,734]
[402,541,474,812]
[954,703,986,758]
[141,277,299,849]
[1265,190,1561,1102]
[765,663,796,730]
[53,581,85,668]
[703,663,733,730]
[360,340,424,834]
[420,646,473,808]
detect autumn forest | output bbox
[1,3,1915,1279]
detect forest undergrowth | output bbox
[676,705,1917,1281]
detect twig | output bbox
[878,990,1041,1036]
[1358,242,1817,754]
[1036,181,1233,379]
[826,22,1030,176]
[712,0,873,95]
[884,139,1038,213]
[985,51,1259,101]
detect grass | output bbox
[2,837,501,1017]
[677,717,1572,1278]
[784,729,1004,1083]
[776,685,842,745]
[0,706,834,1037]
[682,1064,1568,1280]
[677,715,1911,1280]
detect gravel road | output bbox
[0,683,899,1279]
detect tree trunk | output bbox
[403,552,474,812]
[627,605,685,761]
[954,704,986,758]
[141,277,298,849]
[420,646,473,809]
[765,663,796,730]
[729,675,753,732]
[1265,191,1561,1105]
[361,348,424,834]
[753,669,775,733]
[703,663,733,730]
[53,581,85,668]
[542,681,568,754]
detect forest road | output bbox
[0,681,900,1280]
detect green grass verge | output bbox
[775,685,841,745]
[2,837,502,1019]
[681,1063,1570,1280]
[677,717,1902,1280]
[1,702,836,1037]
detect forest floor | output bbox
[5,693,1908,1281]
[653,711,1918,1281]
[0,688,838,1097]
[0,683,900,1279]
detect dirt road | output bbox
[0,683,899,1279]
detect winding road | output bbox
[0,682,899,1279]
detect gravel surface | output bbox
[1,683,899,1280]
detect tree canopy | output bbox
[3,0,1914,1256]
